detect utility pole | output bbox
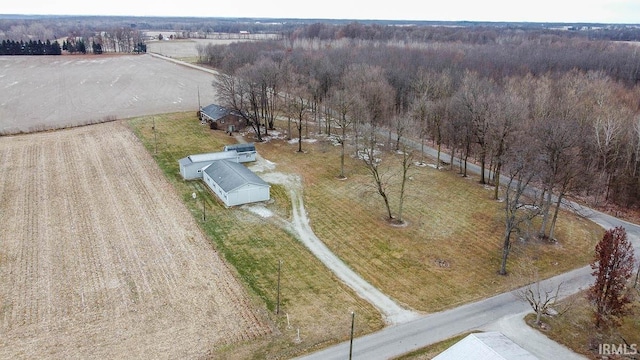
[152,117,157,154]
[202,194,206,221]
[349,311,355,360]
[276,260,282,315]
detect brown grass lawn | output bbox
[525,290,640,359]
[129,112,604,357]
[258,122,603,313]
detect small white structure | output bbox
[178,151,239,180]
[202,160,270,207]
[223,143,256,163]
[433,332,538,360]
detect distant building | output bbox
[433,332,538,360]
[198,104,246,133]
[202,160,270,207]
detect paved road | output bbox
[482,311,587,360]
[297,136,640,360]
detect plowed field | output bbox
[0,122,272,359]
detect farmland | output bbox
[0,122,273,358]
[0,54,217,135]
[0,52,605,358]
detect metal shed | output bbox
[178,150,239,180]
[202,160,270,207]
[223,143,256,162]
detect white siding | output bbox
[203,171,269,207]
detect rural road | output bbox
[295,137,640,359]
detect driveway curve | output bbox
[257,169,420,325]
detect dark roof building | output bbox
[199,104,246,132]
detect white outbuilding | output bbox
[178,150,239,180]
[202,160,270,207]
[433,332,538,360]
[223,143,256,162]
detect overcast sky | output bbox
[2,0,640,24]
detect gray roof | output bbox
[179,150,238,165]
[433,332,538,360]
[224,143,255,153]
[203,160,269,192]
[201,104,235,121]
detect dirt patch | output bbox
[0,122,272,359]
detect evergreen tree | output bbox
[50,40,62,55]
[77,40,86,54]
[92,41,103,54]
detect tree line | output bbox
[0,39,61,55]
[0,18,148,54]
[289,21,640,43]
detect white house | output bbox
[178,150,240,180]
[202,160,270,207]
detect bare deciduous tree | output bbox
[514,264,569,326]
[487,79,527,200]
[499,141,540,276]
[396,145,414,223]
[455,70,495,184]
[360,134,394,220]
[330,87,356,179]
[213,72,263,142]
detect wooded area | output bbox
[204,23,640,216]
[203,22,640,275]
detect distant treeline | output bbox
[0,38,146,55]
[201,25,640,209]
[288,22,640,44]
[0,39,62,55]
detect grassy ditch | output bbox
[257,123,604,313]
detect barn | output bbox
[199,104,246,132]
[202,160,270,207]
[178,150,239,180]
[223,143,256,162]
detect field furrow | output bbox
[0,122,272,358]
